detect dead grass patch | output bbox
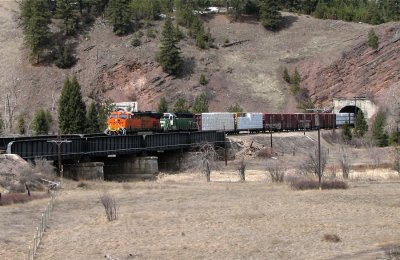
[0,192,49,206]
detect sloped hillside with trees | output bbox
[0,0,398,134]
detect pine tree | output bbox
[175,0,195,27]
[192,92,209,113]
[173,96,189,113]
[106,0,132,36]
[21,0,52,64]
[283,67,291,83]
[56,0,79,35]
[354,110,368,137]
[372,111,388,146]
[58,76,87,134]
[158,97,168,113]
[228,0,246,21]
[342,121,352,142]
[86,103,101,133]
[17,115,26,135]
[32,109,50,135]
[54,42,76,69]
[368,28,379,49]
[259,0,283,31]
[157,16,183,75]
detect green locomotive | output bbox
[160,113,197,131]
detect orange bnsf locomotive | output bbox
[105,111,163,135]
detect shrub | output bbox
[146,28,156,38]
[266,162,286,182]
[368,29,378,49]
[289,178,348,190]
[100,193,118,221]
[199,73,207,85]
[322,234,341,243]
[77,182,88,188]
[131,37,141,47]
[257,148,273,158]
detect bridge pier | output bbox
[63,162,104,181]
[103,156,159,181]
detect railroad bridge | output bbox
[332,97,378,119]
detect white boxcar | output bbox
[237,113,263,131]
[201,113,235,131]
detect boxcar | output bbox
[236,113,263,132]
[200,113,235,132]
[263,113,283,131]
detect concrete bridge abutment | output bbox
[103,156,159,181]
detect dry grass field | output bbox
[1,169,398,260]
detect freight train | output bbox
[105,111,355,135]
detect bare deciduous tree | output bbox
[338,146,351,179]
[394,148,400,176]
[100,193,118,221]
[3,80,21,132]
[364,140,381,168]
[199,142,218,182]
[298,147,328,189]
[237,157,246,182]
[266,161,286,182]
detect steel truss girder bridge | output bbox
[3,131,225,161]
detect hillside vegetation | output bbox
[0,0,399,134]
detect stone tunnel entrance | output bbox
[339,105,361,114]
[333,97,378,120]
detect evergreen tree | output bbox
[173,96,189,113]
[372,111,388,147]
[106,0,132,36]
[157,16,183,75]
[342,121,352,142]
[86,103,101,133]
[354,110,368,137]
[32,109,50,135]
[158,97,169,113]
[368,28,379,49]
[21,0,52,64]
[283,67,291,83]
[227,103,244,113]
[388,129,399,145]
[175,0,195,27]
[192,92,209,113]
[290,68,301,94]
[259,0,283,31]
[56,0,79,35]
[58,76,87,134]
[17,115,26,135]
[54,42,76,69]
[228,0,246,21]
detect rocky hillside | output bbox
[2,0,398,134]
[297,22,400,110]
